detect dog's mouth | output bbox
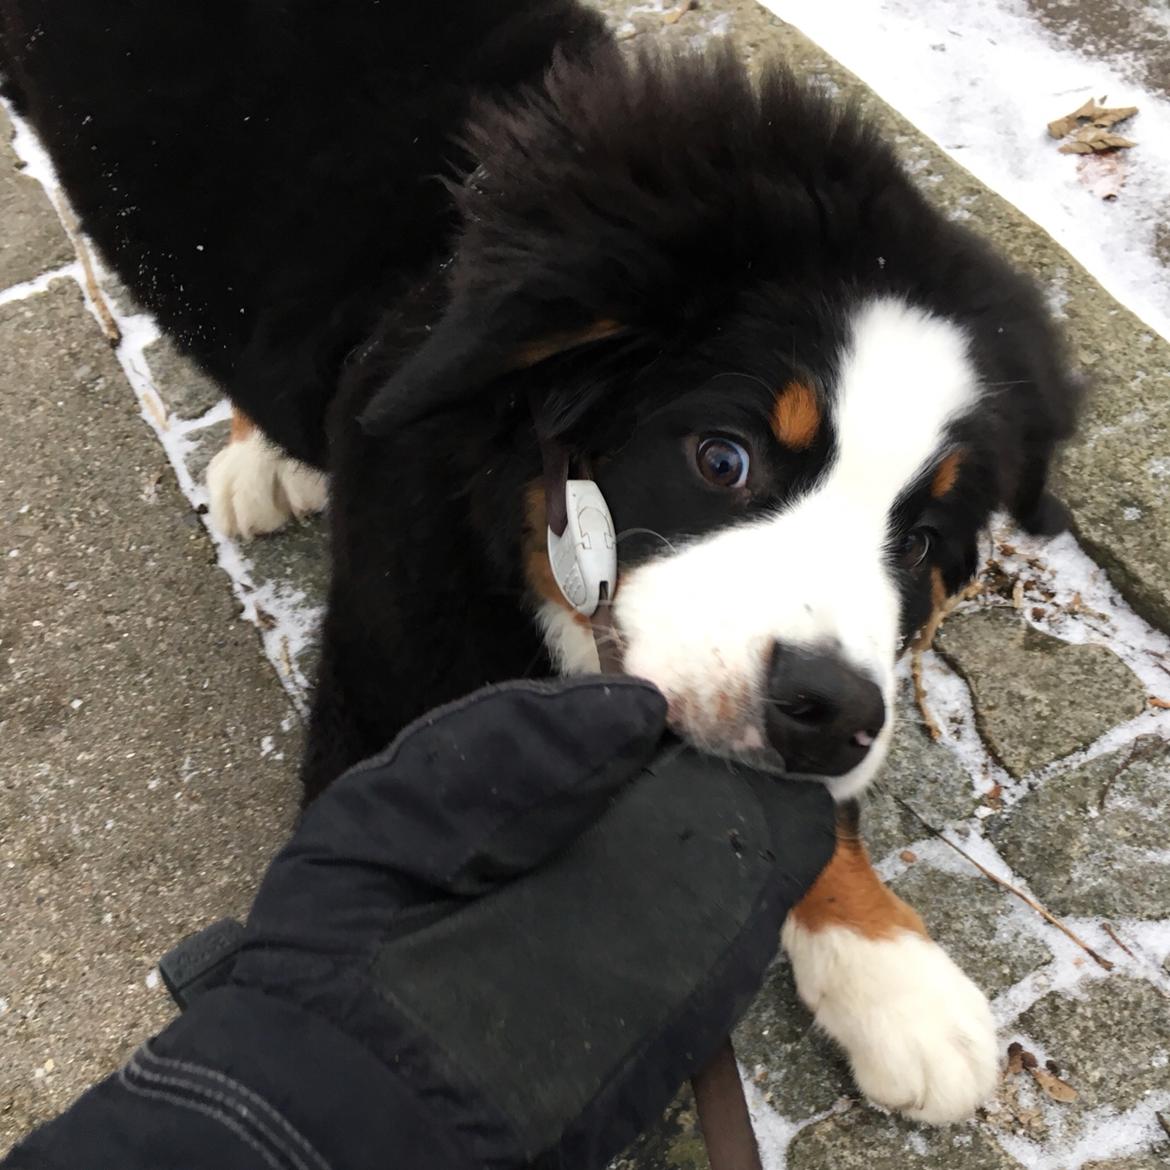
[590,610,891,796]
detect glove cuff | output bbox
[155,986,476,1169]
[8,987,475,1170]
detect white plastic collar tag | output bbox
[547,479,617,617]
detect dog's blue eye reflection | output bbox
[899,528,932,569]
[696,437,750,489]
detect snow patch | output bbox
[762,0,1170,341]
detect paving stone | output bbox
[0,108,73,288]
[1057,332,1170,637]
[1082,1155,1170,1170]
[617,1088,709,1170]
[246,515,331,618]
[889,865,1050,996]
[935,609,1146,777]
[0,281,300,1148]
[183,418,229,487]
[787,1105,1024,1170]
[143,333,224,420]
[861,681,981,861]
[989,735,1170,919]
[1007,978,1170,1146]
[733,961,853,1123]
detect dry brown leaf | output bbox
[1029,1066,1078,1103]
[1093,104,1138,129]
[1150,696,1170,710]
[1048,98,1099,139]
[1006,1042,1025,1076]
[899,849,918,863]
[1059,126,1137,154]
[1048,97,1138,140]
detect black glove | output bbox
[6,676,834,1170]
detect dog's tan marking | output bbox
[522,480,590,629]
[770,381,820,451]
[930,450,963,498]
[513,319,626,368]
[230,406,256,443]
[790,810,927,940]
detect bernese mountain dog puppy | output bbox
[1,0,1082,1126]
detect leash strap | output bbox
[692,1041,764,1170]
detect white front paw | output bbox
[207,431,326,539]
[783,920,999,1124]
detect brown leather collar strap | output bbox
[529,389,570,538]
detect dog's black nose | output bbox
[764,644,885,777]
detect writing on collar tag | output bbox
[547,480,617,616]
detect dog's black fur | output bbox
[1,1,1083,802]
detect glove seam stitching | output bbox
[137,1042,330,1170]
[122,1046,329,1170]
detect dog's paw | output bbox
[783,920,999,1124]
[206,431,327,539]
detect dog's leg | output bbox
[781,804,998,1124]
[206,407,328,539]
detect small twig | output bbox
[910,650,941,741]
[907,582,973,742]
[892,795,1114,971]
[54,197,122,346]
[1100,922,1136,961]
[278,634,294,681]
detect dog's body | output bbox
[3,0,1082,1124]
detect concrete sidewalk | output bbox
[2,2,1168,1167]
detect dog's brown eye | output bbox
[696,437,749,489]
[899,528,932,569]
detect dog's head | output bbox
[362,47,1082,798]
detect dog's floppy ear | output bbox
[359,297,628,435]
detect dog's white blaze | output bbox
[613,297,980,798]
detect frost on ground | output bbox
[762,0,1170,343]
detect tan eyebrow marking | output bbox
[931,450,964,498]
[770,381,820,450]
